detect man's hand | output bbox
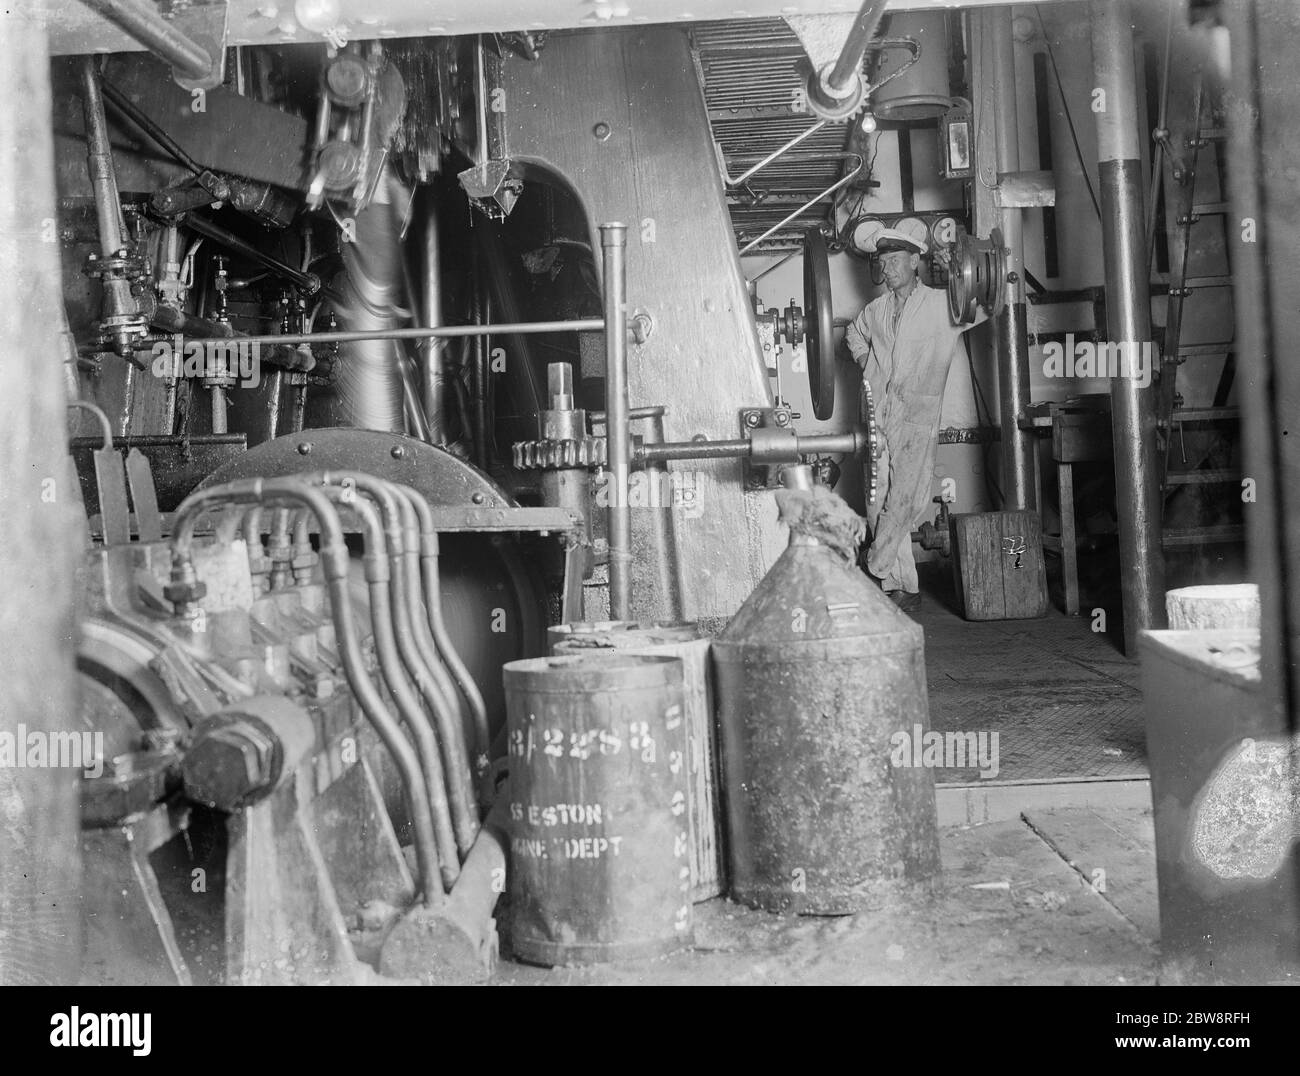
[931,245,954,272]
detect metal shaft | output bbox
[601,223,632,620]
[184,214,321,294]
[1091,0,1165,651]
[420,207,448,443]
[987,8,1035,512]
[79,58,125,255]
[829,0,890,91]
[228,318,605,349]
[79,0,212,82]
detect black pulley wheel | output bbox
[803,229,836,420]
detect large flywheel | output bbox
[803,228,836,420]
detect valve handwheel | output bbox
[803,228,836,420]
[947,227,1007,325]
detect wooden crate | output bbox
[948,510,1049,621]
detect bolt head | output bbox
[183,724,272,809]
[593,122,612,141]
[471,492,486,505]
[297,441,313,455]
[391,445,407,460]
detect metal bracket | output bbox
[740,406,799,490]
[458,158,523,220]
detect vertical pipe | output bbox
[988,8,1036,511]
[601,223,631,621]
[642,409,685,622]
[211,385,228,435]
[1090,0,1165,652]
[0,10,83,984]
[420,207,447,443]
[471,281,490,470]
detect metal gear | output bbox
[512,436,607,470]
[859,378,880,507]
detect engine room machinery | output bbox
[9,0,968,986]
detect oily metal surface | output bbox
[714,545,940,914]
[504,654,692,966]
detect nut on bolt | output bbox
[163,577,207,607]
[182,719,278,811]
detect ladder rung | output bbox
[1171,406,1241,422]
[1177,342,1233,357]
[1191,201,1230,214]
[1165,469,1239,486]
[1162,524,1245,547]
[1182,275,1234,289]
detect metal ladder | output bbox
[1154,77,1244,553]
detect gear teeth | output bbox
[511,436,608,470]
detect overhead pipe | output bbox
[1090,0,1166,651]
[78,0,214,83]
[169,478,444,905]
[601,223,632,621]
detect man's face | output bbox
[881,249,920,293]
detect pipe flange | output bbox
[512,436,608,470]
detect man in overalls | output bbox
[844,220,983,613]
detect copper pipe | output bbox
[320,472,478,856]
[394,483,492,799]
[322,486,461,889]
[169,478,443,905]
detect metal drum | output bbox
[713,523,941,914]
[869,10,954,123]
[503,652,691,965]
[549,620,724,902]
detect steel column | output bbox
[1090,0,1166,652]
[987,7,1036,512]
[601,223,632,621]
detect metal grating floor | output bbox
[916,576,1148,785]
